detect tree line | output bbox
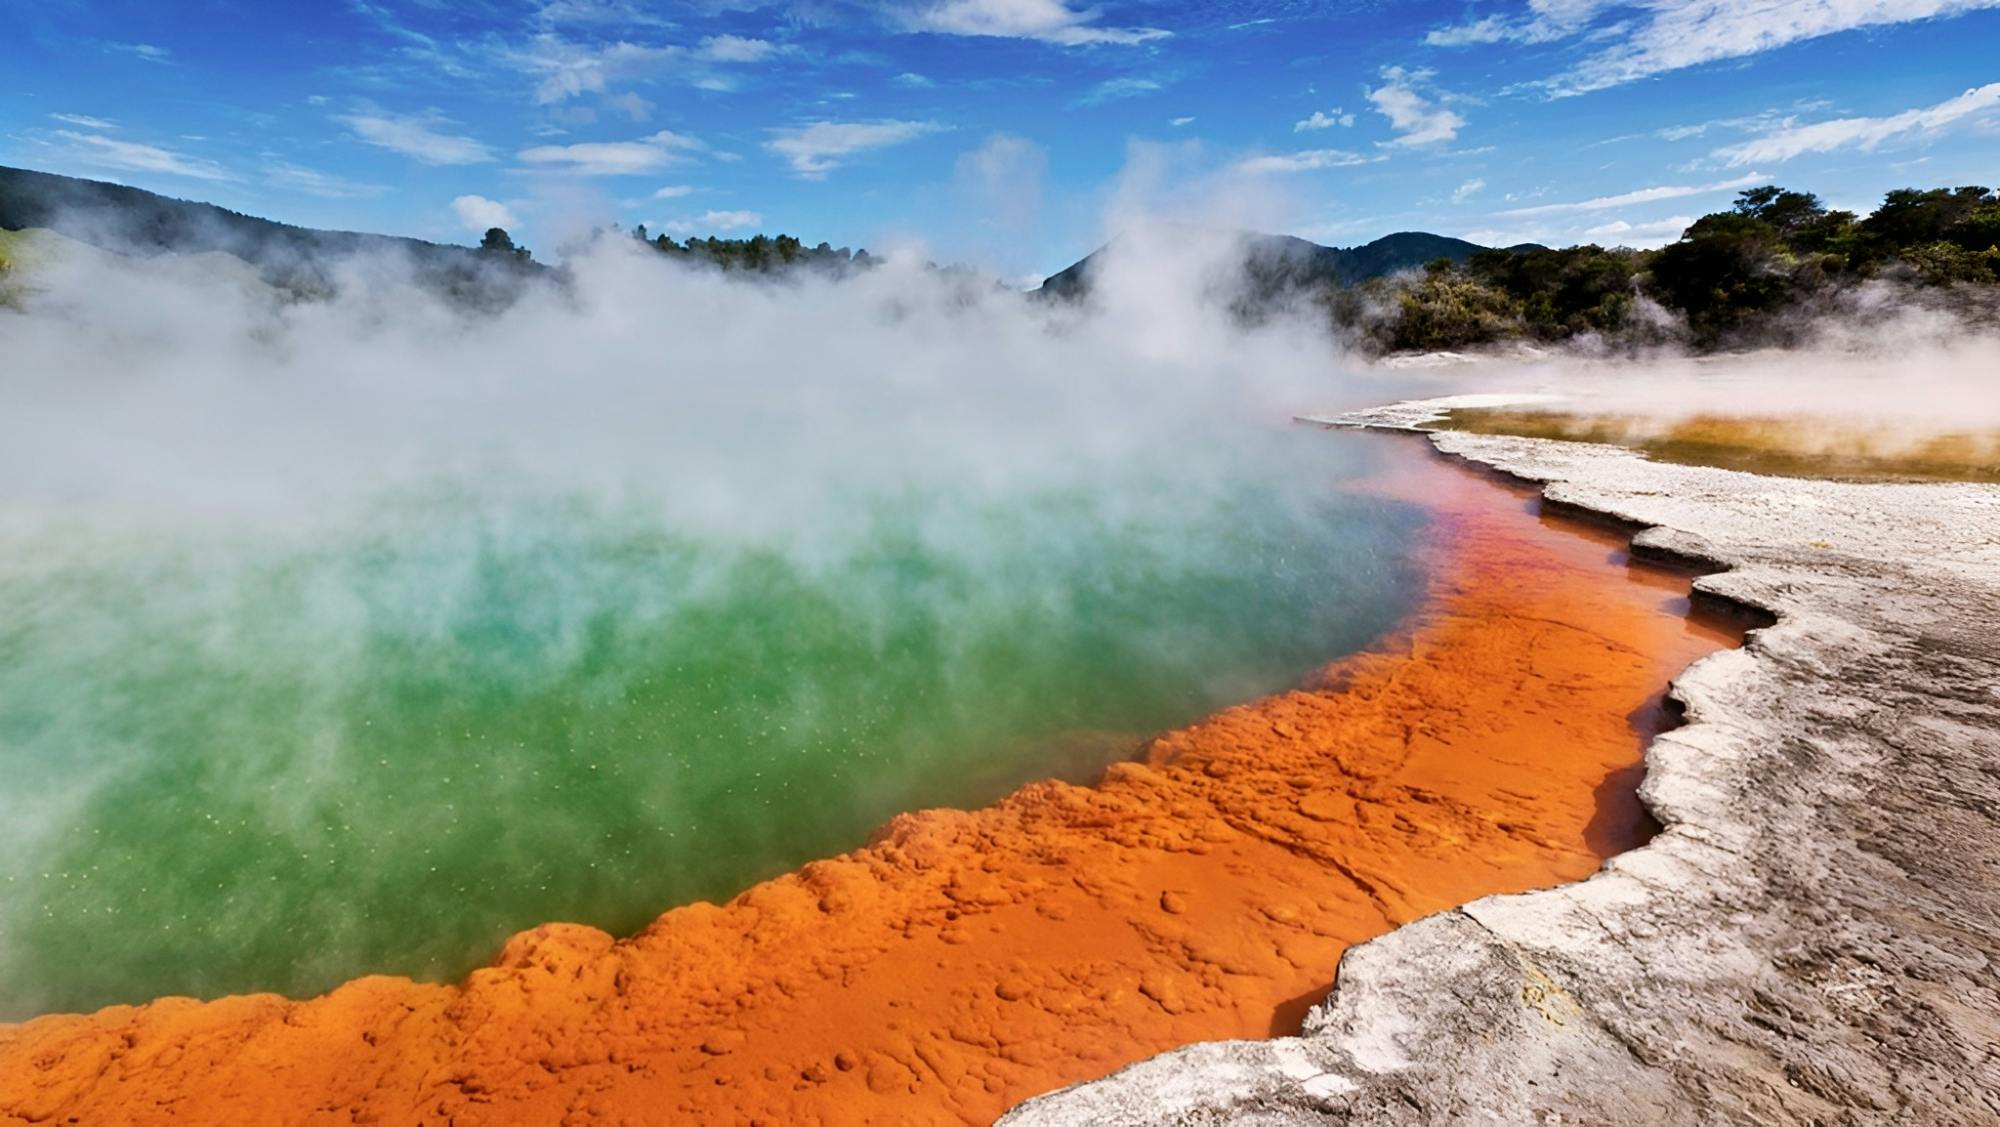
[1336,184,2000,353]
[633,226,877,274]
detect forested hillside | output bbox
[1344,184,2000,353]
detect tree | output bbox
[1388,271,1519,352]
[478,226,532,263]
[1732,186,1827,237]
[1900,241,2000,285]
[1469,245,1643,339]
[1864,186,1994,248]
[1646,212,1793,343]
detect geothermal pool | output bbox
[0,429,1425,1018]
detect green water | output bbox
[0,435,1424,1018]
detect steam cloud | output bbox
[1,228,1371,533]
[0,208,1426,1016]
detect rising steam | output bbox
[0,210,1429,1017]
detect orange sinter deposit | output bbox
[0,439,1743,1126]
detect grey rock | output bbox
[1002,398,2000,1126]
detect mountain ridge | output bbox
[0,164,510,270]
[1036,229,1520,299]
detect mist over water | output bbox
[0,232,1427,1016]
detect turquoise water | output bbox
[0,430,1424,1018]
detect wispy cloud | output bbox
[451,194,518,231]
[606,92,654,122]
[1235,148,1377,175]
[1077,77,1162,104]
[1581,214,1695,247]
[666,209,762,234]
[1368,67,1464,147]
[1500,172,1768,216]
[1294,108,1354,132]
[896,0,1169,46]
[1715,83,2000,165]
[698,34,779,63]
[50,113,116,130]
[517,129,704,175]
[1426,0,2000,96]
[1452,178,1486,203]
[652,183,696,199]
[338,109,495,165]
[1169,116,1195,127]
[532,0,672,27]
[511,38,678,104]
[51,130,234,181]
[766,119,948,178]
[107,42,172,63]
[1424,1,1587,47]
[506,32,783,105]
[350,0,474,79]
[264,161,387,199]
[1464,210,1698,251]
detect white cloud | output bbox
[50,113,116,130]
[451,194,518,231]
[1427,0,2000,96]
[1170,116,1196,127]
[338,110,495,165]
[1294,108,1355,132]
[1424,15,1527,46]
[1453,178,1487,203]
[517,129,703,175]
[606,92,654,122]
[1581,214,1695,247]
[1079,77,1162,104]
[898,0,1170,46]
[1463,208,1696,250]
[666,209,762,234]
[698,34,778,62]
[652,183,696,198]
[506,32,781,105]
[894,72,935,87]
[109,42,172,62]
[1367,67,1465,147]
[1715,83,2000,164]
[533,0,671,26]
[265,162,387,199]
[513,37,679,104]
[51,130,234,181]
[1500,172,1767,215]
[766,119,947,178]
[1235,148,1377,175]
[1424,0,1600,46]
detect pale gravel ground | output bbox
[1002,396,2000,1126]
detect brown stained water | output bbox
[0,435,1748,1126]
[1443,406,2000,483]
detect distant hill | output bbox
[1036,229,1505,299]
[0,165,539,305]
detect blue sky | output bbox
[3,0,1997,277]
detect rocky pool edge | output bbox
[1002,396,2000,1125]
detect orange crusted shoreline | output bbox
[0,441,1741,1126]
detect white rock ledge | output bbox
[1002,396,2000,1126]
